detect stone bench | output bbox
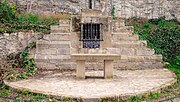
[71,54,121,79]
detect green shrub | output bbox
[148,16,166,25]
[6,43,36,80]
[0,0,16,23]
[167,56,180,74]
[147,27,180,62]
[0,1,58,34]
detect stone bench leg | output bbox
[76,60,85,79]
[104,60,113,79]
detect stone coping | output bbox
[71,54,121,60]
[4,69,176,100]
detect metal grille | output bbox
[80,23,103,48]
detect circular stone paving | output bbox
[4,69,176,99]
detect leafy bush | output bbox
[147,27,180,62]
[167,56,180,74]
[0,1,58,34]
[148,16,166,25]
[6,43,36,80]
[0,1,16,23]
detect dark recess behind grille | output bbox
[80,23,102,48]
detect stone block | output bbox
[114,61,164,70]
[35,55,71,61]
[36,62,76,70]
[120,55,162,62]
[136,49,155,55]
[43,34,70,41]
[36,48,58,55]
[113,41,147,48]
[50,25,70,33]
[144,55,163,62]
[104,60,114,79]
[57,48,70,55]
[107,48,135,56]
[76,60,86,79]
[59,19,70,25]
[113,26,134,33]
[37,41,71,49]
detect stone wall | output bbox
[0,32,42,59]
[7,0,180,20]
[113,0,180,20]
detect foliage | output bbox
[126,16,180,102]
[166,56,180,75]
[127,16,180,62]
[112,5,116,20]
[148,16,166,25]
[0,1,58,34]
[147,27,180,62]
[0,0,16,23]
[5,42,36,80]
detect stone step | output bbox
[114,62,164,70]
[59,19,71,25]
[50,25,70,33]
[36,40,71,49]
[35,55,71,61]
[36,62,76,70]
[113,19,125,27]
[112,32,133,36]
[113,26,134,33]
[72,48,108,54]
[112,34,139,41]
[107,48,155,56]
[135,48,155,56]
[36,48,70,55]
[120,55,163,62]
[113,41,147,48]
[43,33,70,41]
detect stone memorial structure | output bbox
[35,0,163,78]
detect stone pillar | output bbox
[76,60,86,79]
[104,60,113,79]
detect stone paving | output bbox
[4,69,176,99]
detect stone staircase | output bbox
[111,18,164,70]
[35,18,164,70]
[35,19,74,70]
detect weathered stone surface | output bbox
[43,34,70,41]
[51,26,71,33]
[0,32,42,59]
[112,34,139,41]
[36,48,70,55]
[113,0,180,20]
[107,48,135,56]
[135,48,155,56]
[37,41,71,48]
[114,62,164,70]
[35,55,71,60]
[113,26,134,33]
[7,0,180,19]
[4,69,176,99]
[113,41,147,48]
[36,62,76,70]
[122,55,162,62]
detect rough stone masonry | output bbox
[7,0,180,20]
